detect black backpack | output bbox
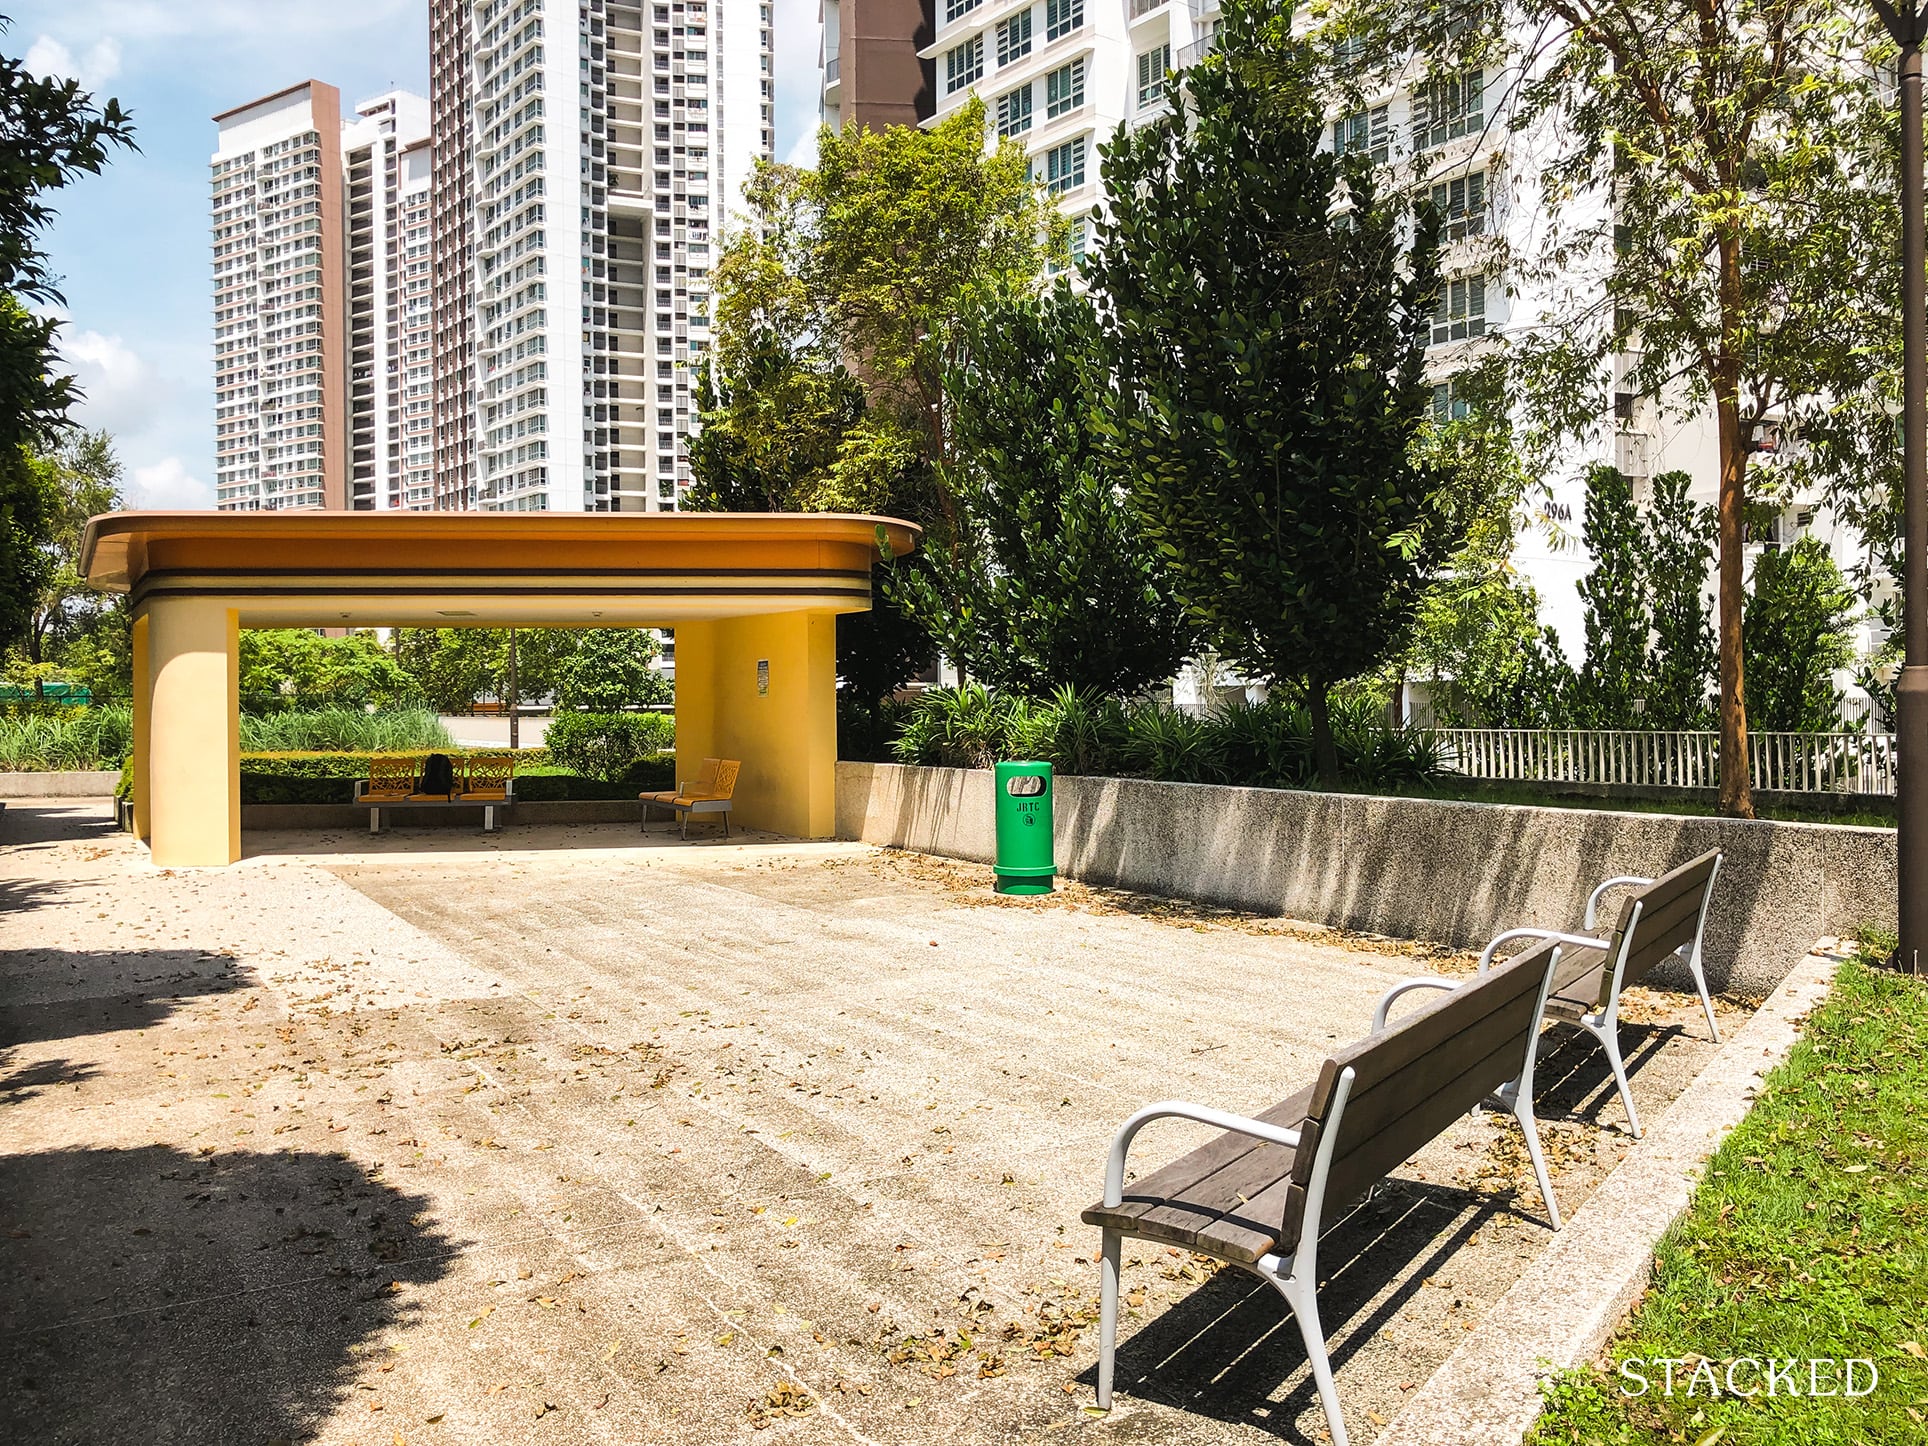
[420,752,456,797]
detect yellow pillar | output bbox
[145,597,241,867]
[130,612,151,843]
[673,619,718,796]
[704,610,839,838]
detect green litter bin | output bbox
[994,760,1054,895]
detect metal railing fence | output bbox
[1435,727,1899,796]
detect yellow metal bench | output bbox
[354,753,517,833]
[641,757,740,838]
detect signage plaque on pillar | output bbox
[756,659,769,697]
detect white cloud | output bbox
[58,327,159,438]
[128,457,215,510]
[22,34,123,91]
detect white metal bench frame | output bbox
[1476,852,1723,1139]
[1092,947,1565,1446]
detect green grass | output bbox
[1526,936,1928,1446]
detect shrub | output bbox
[0,706,133,770]
[237,708,453,754]
[881,685,1446,790]
[1119,704,1226,784]
[543,711,674,781]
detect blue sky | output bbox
[13,0,822,508]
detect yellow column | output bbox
[130,612,151,843]
[708,610,839,838]
[672,619,718,796]
[145,597,241,867]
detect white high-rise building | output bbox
[344,92,435,510]
[211,82,434,512]
[210,81,351,512]
[921,0,1216,262]
[440,0,777,514]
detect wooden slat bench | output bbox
[1082,937,1568,1446]
[1477,847,1723,1139]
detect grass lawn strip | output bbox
[1527,940,1928,1446]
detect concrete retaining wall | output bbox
[242,800,644,831]
[0,771,120,798]
[835,763,1896,998]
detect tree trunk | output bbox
[1713,231,1755,819]
[1308,682,1341,786]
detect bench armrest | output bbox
[1372,976,1461,1032]
[1478,927,1610,974]
[1103,1101,1303,1209]
[1585,875,1654,929]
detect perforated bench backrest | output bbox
[1596,848,1722,1006]
[368,755,415,792]
[709,759,741,799]
[1290,937,1561,1223]
[686,757,721,794]
[465,751,515,793]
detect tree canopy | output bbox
[1323,0,1896,812]
[893,281,1194,698]
[1089,0,1475,778]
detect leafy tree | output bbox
[1570,466,1651,727]
[552,628,671,712]
[1324,0,1893,814]
[1644,470,1717,729]
[1405,508,1574,727]
[391,627,503,715]
[238,630,418,715]
[0,27,135,649]
[685,330,866,512]
[21,428,121,666]
[1088,0,1471,781]
[1743,536,1859,733]
[894,281,1194,697]
[693,103,1059,707]
[0,427,53,651]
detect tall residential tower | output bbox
[211,82,432,511]
[435,0,777,513]
[210,81,351,511]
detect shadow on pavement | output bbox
[0,948,253,1052]
[0,800,120,852]
[1084,1183,1496,1442]
[0,1145,460,1445]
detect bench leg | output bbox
[1687,950,1721,1044]
[1095,1228,1120,1408]
[484,804,496,832]
[1509,1091,1562,1230]
[1272,1269,1349,1446]
[369,807,381,835]
[1589,1011,1642,1139]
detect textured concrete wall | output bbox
[835,763,1896,997]
[0,771,121,798]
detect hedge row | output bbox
[114,749,676,805]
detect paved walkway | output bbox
[0,805,1740,1445]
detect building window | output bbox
[1429,170,1486,240]
[1431,379,1472,422]
[1414,67,1483,151]
[1333,104,1390,163]
[945,0,982,21]
[996,9,1033,66]
[1135,44,1171,111]
[1046,59,1085,117]
[1431,274,1487,344]
[946,36,984,93]
[1045,0,1083,41]
[996,84,1034,137]
[1041,136,1085,193]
